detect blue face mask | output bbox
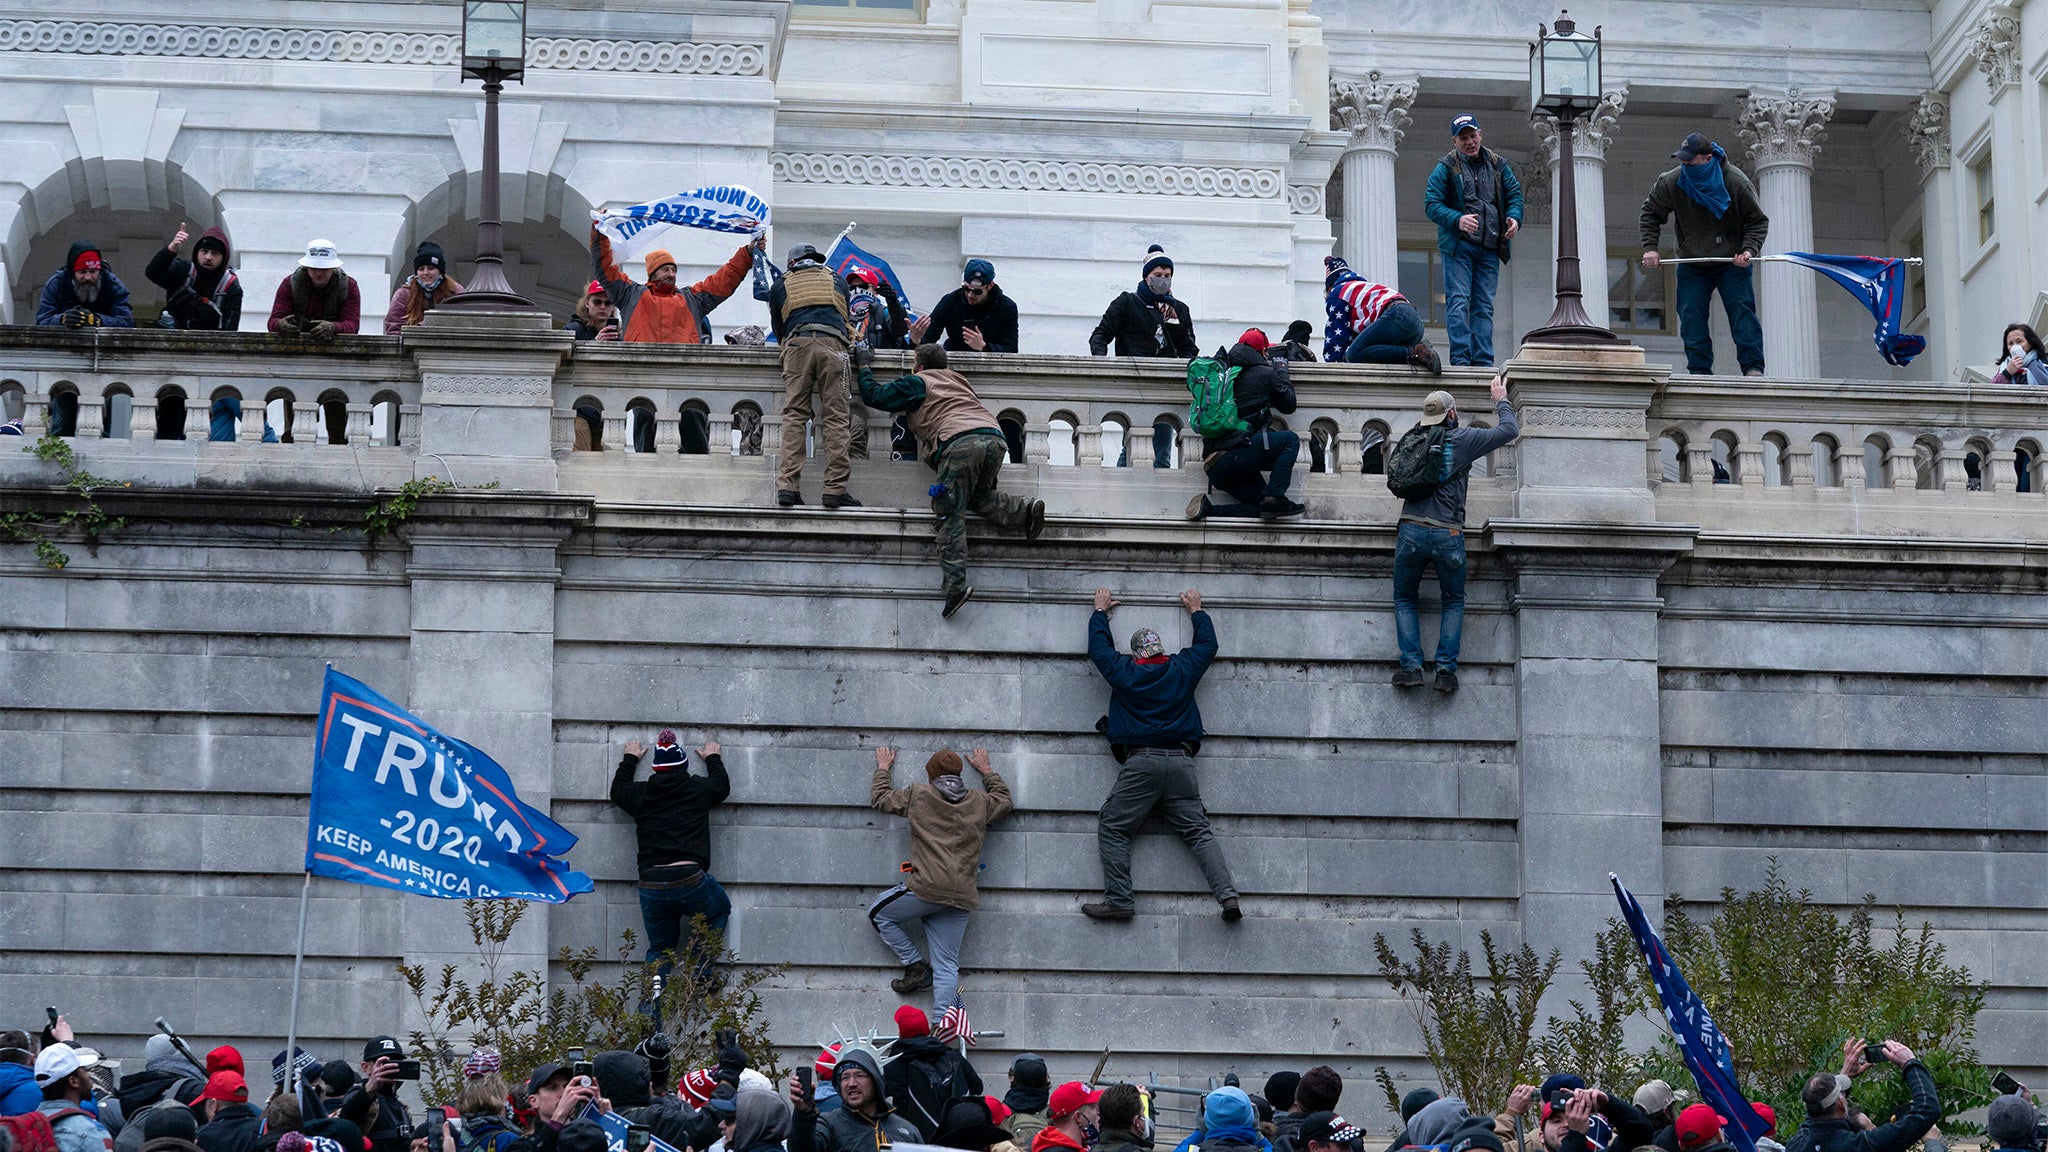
[1083,1123,1101,1146]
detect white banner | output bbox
[591,185,770,263]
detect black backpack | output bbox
[1386,422,1456,499]
[899,1056,966,1142]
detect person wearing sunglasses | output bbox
[912,259,1019,354]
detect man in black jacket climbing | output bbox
[1189,328,1302,521]
[613,730,732,994]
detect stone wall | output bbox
[2,323,2044,1126]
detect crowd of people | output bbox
[3,1008,2025,1152]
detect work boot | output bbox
[891,960,933,994]
[1081,901,1135,922]
[776,489,802,507]
[1187,494,1211,521]
[1260,496,1305,520]
[1408,342,1443,375]
[943,585,975,619]
[1220,897,1243,922]
[1025,500,1047,541]
[1392,667,1426,688]
[822,492,862,510]
[1433,668,1460,694]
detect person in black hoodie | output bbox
[883,1006,983,1142]
[1089,246,1196,358]
[145,224,242,330]
[1189,328,1301,521]
[913,260,1020,354]
[612,730,732,992]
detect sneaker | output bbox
[1408,342,1443,375]
[1186,494,1210,521]
[1260,496,1305,520]
[1744,368,1765,377]
[822,492,862,510]
[1081,901,1135,922]
[1392,667,1426,688]
[1220,897,1243,922]
[943,585,974,619]
[890,960,933,994]
[1025,499,1047,541]
[775,489,802,507]
[1433,668,1460,693]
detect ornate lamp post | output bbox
[445,0,536,309]
[1525,13,1620,343]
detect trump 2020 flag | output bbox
[592,185,771,263]
[580,1105,685,1152]
[1777,252,1927,368]
[306,667,593,902]
[1612,874,1768,1152]
[825,230,921,323]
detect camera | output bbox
[395,1060,422,1081]
[626,1126,652,1152]
[569,1047,594,1079]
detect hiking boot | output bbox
[775,489,802,507]
[1081,901,1135,922]
[1260,496,1305,520]
[1025,499,1047,541]
[1433,668,1460,694]
[1392,667,1426,688]
[942,585,975,619]
[822,492,862,510]
[1408,342,1443,375]
[1187,494,1210,521]
[1220,897,1243,923]
[891,960,933,994]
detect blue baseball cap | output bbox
[1451,114,1481,136]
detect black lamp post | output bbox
[445,0,536,309]
[1525,13,1620,343]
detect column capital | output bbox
[1905,90,1952,176]
[1969,6,2021,91]
[1738,86,1836,171]
[1532,85,1630,161]
[1330,70,1416,154]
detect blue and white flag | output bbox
[579,1104,685,1152]
[306,667,593,903]
[592,185,771,263]
[1611,874,1768,1152]
[825,230,922,324]
[1776,252,1926,368]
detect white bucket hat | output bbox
[298,239,344,269]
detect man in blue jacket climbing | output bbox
[1082,586,1240,923]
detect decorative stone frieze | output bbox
[770,153,1285,199]
[1288,183,1325,215]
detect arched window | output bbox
[573,396,604,452]
[731,401,764,456]
[1150,415,1181,469]
[1100,413,1130,468]
[1761,432,1790,487]
[265,389,297,444]
[1361,420,1391,475]
[997,409,1026,464]
[679,400,711,455]
[371,391,404,447]
[1965,437,1993,492]
[1863,435,1892,489]
[1913,435,1942,490]
[626,398,657,454]
[1810,435,1839,487]
[46,383,82,438]
[101,385,132,440]
[206,386,244,443]
[1709,430,1738,484]
[0,380,24,426]
[155,385,189,441]
[1658,431,1687,483]
[317,389,350,446]
[1048,411,1078,467]
[1309,418,1341,474]
[2016,439,2041,494]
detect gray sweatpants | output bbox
[868,884,970,1010]
[1097,748,1237,909]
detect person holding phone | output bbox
[1785,1038,1937,1152]
[912,260,1019,355]
[339,1038,416,1152]
[565,282,622,342]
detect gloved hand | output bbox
[309,319,338,342]
[62,308,100,328]
[851,342,875,368]
[714,1043,748,1086]
[276,316,302,336]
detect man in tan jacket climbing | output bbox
[868,745,1013,1011]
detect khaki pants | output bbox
[777,335,852,495]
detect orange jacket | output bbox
[590,230,754,344]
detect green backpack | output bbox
[1186,356,1247,438]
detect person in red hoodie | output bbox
[590,225,758,345]
[1030,1084,1101,1152]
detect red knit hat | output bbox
[73,249,102,273]
[1239,328,1270,353]
[895,1005,930,1038]
[678,1068,718,1105]
[814,1044,841,1081]
[206,1046,244,1077]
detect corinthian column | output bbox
[1739,87,1836,379]
[1906,91,1958,378]
[1330,71,1416,286]
[1533,86,1628,327]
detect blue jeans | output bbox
[638,869,732,980]
[1392,522,1467,673]
[1442,245,1501,367]
[1676,264,1765,375]
[1203,428,1300,516]
[1344,300,1425,364]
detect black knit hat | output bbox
[1143,245,1173,277]
[413,242,447,272]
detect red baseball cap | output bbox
[1048,1082,1103,1119]
[1751,1104,1776,1136]
[195,1070,249,1105]
[1239,328,1270,353]
[983,1096,1014,1126]
[1675,1104,1727,1148]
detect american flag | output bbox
[1323,269,1404,362]
[934,996,973,1046]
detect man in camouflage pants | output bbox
[858,343,1046,619]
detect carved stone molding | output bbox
[1738,87,1836,170]
[771,153,1284,200]
[0,20,766,75]
[1329,70,1417,154]
[1905,91,1951,174]
[1288,183,1325,215]
[421,374,551,399]
[1529,86,1627,164]
[1523,406,1647,433]
[1969,7,2021,91]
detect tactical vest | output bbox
[777,264,849,324]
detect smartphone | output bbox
[1863,1039,1886,1060]
[427,1113,446,1149]
[797,1067,813,1095]
[626,1126,651,1152]
[46,1007,59,1028]
[396,1060,422,1081]
[1993,1071,2022,1095]
[569,1046,594,1079]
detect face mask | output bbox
[1082,1123,1100,1146]
[2012,342,2028,360]
[1146,273,1172,295]
[1138,1117,1155,1144]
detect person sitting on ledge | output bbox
[37,240,135,329]
[1189,327,1303,522]
[268,239,360,342]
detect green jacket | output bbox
[1423,148,1525,261]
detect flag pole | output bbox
[283,869,312,1092]
[1654,255,1923,266]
